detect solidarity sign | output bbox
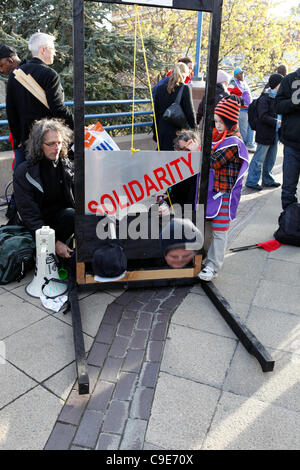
[85,149,202,217]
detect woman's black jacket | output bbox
[153,80,196,150]
[255,90,278,145]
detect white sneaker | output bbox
[198,266,217,281]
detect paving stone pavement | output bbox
[1,144,300,450]
[44,286,191,450]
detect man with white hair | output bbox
[6,32,74,169]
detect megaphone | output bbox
[26,226,67,298]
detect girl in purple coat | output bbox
[199,96,249,281]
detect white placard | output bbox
[121,0,173,6]
[85,149,202,217]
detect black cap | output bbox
[0,45,17,59]
[160,217,204,255]
[268,73,283,90]
[92,241,127,282]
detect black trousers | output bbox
[45,207,75,243]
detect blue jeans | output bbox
[14,145,26,171]
[282,145,300,209]
[239,109,255,148]
[238,109,248,145]
[246,134,279,186]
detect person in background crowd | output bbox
[0,45,26,156]
[165,57,194,84]
[153,62,196,151]
[156,130,200,217]
[196,69,230,125]
[171,130,201,207]
[0,45,23,76]
[0,45,27,219]
[246,73,283,191]
[277,65,288,77]
[6,32,74,170]
[13,119,74,259]
[152,56,194,100]
[228,67,256,152]
[198,95,249,281]
[275,67,300,209]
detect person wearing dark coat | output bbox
[6,32,74,170]
[275,67,300,209]
[196,69,230,125]
[13,118,75,259]
[153,62,196,151]
[246,73,283,190]
[0,44,24,76]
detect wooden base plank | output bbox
[76,255,202,284]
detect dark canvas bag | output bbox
[248,96,260,131]
[0,225,35,284]
[274,203,300,246]
[163,84,187,129]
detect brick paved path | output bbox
[44,285,191,450]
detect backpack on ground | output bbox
[274,203,300,246]
[0,225,35,284]
[248,97,259,131]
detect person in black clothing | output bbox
[246,73,283,190]
[13,119,74,259]
[196,69,230,125]
[276,65,288,77]
[0,45,24,76]
[169,130,201,208]
[275,68,300,209]
[153,62,196,150]
[6,32,74,170]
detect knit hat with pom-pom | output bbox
[214,95,241,130]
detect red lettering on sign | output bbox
[88,200,98,213]
[144,174,159,196]
[169,158,183,180]
[128,180,145,202]
[153,167,171,190]
[165,163,176,184]
[100,194,117,215]
[123,184,134,205]
[113,190,130,209]
[181,153,194,175]
[88,200,104,215]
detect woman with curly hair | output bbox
[13,118,74,258]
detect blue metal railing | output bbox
[0,99,153,142]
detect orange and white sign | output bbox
[84,122,120,151]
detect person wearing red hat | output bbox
[199,95,249,281]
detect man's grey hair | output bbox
[173,130,200,150]
[28,32,55,56]
[26,118,73,164]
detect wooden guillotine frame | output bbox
[71,0,274,394]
